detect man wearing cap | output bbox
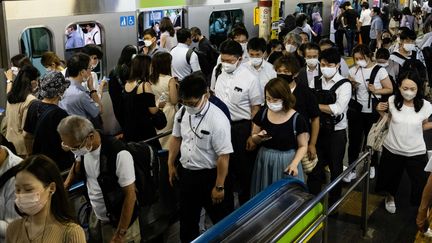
[24,71,74,171]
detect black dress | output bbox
[121,82,161,149]
[24,101,74,171]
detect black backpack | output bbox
[392,51,427,85]
[186,47,217,77]
[81,134,160,227]
[313,78,351,133]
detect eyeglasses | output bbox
[61,136,88,151]
[180,97,202,107]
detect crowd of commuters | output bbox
[1,1,432,242]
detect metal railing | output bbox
[271,149,372,243]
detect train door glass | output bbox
[209,9,244,48]
[137,8,184,48]
[296,2,323,27]
[64,22,104,79]
[20,27,53,75]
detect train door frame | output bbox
[18,25,55,75]
[63,21,107,79]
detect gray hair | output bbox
[57,115,95,142]
[284,33,302,46]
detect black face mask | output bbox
[277,74,294,83]
[382,37,392,45]
[192,38,199,43]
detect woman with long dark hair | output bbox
[159,17,177,51]
[6,155,85,242]
[3,65,39,157]
[149,52,178,149]
[376,68,432,214]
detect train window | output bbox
[20,27,53,74]
[296,2,323,26]
[209,9,244,47]
[137,8,184,47]
[64,22,104,79]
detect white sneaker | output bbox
[369,167,375,179]
[343,171,357,183]
[385,196,396,214]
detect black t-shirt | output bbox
[343,9,358,30]
[24,101,74,171]
[293,83,320,123]
[253,107,309,151]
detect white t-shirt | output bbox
[349,65,387,113]
[384,95,432,156]
[359,9,372,26]
[83,146,135,221]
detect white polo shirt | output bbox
[170,43,201,81]
[319,72,352,131]
[83,146,135,221]
[172,101,233,170]
[349,65,387,113]
[243,60,277,97]
[211,65,263,121]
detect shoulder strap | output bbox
[392,52,408,60]
[260,108,268,123]
[369,65,382,85]
[0,164,18,190]
[214,63,223,82]
[177,106,186,123]
[330,78,350,92]
[186,48,194,65]
[292,112,299,137]
[314,76,322,90]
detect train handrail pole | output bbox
[271,151,371,242]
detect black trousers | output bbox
[348,111,379,166]
[307,129,347,205]
[179,166,234,243]
[229,120,255,205]
[335,30,345,55]
[376,147,429,205]
[360,25,371,47]
[369,39,377,53]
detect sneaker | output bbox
[343,171,357,183]
[369,167,375,179]
[385,196,396,214]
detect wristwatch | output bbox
[215,185,224,192]
[116,228,127,237]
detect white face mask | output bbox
[321,67,338,79]
[11,66,19,76]
[377,62,389,67]
[400,89,417,101]
[71,138,92,157]
[222,60,239,74]
[403,43,416,52]
[250,57,263,67]
[306,58,319,67]
[144,40,153,47]
[267,100,284,112]
[240,42,248,53]
[15,189,49,216]
[185,95,206,115]
[285,44,297,53]
[356,60,368,68]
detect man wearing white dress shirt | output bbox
[170,28,201,81]
[307,48,352,206]
[297,43,321,88]
[244,37,277,97]
[211,40,263,205]
[168,74,234,242]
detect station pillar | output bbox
[258,0,272,41]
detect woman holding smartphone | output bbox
[249,77,309,196]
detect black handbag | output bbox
[150,109,167,130]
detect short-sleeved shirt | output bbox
[24,101,74,171]
[349,65,388,113]
[59,79,99,119]
[370,15,383,39]
[384,96,432,156]
[211,65,263,121]
[343,9,358,30]
[170,43,201,81]
[172,101,233,170]
[84,145,135,221]
[359,9,372,26]
[243,60,277,98]
[292,83,320,122]
[252,108,309,151]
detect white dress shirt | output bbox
[359,9,372,26]
[83,146,135,221]
[170,43,201,81]
[319,72,352,131]
[243,60,277,97]
[172,101,234,170]
[211,65,263,121]
[307,65,320,88]
[349,65,387,113]
[0,146,22,240]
